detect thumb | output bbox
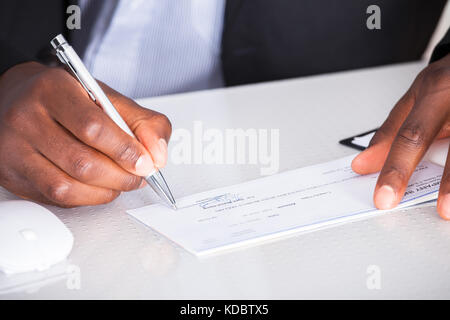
[133,112,172,169]
[99,82,172,169]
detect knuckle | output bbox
[3,104,29,129]
[397,122,426,149]
[72,154,96,181]
[46,180,72,204]
[120,175,142,191]
[79,113,104,142]
[381,164,408,183]
[114,142,141,165]
[154,113,172,134]
[107,190,121,203]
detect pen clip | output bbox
[56,51,97,102]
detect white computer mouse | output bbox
[0,200,73,275]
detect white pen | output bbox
[50,34,177,209]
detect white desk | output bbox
[2,61,450,299]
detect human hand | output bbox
[0,62,172,207]
[352,54,450,219]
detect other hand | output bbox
[352,54,450,219]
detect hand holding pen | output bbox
[0,36,175,208]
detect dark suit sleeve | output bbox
[0,40,34,75]
[0,0,67,76]
[430,28,450,63]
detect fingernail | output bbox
[135,154,155,176]
[375,185,397,210]
[154,138,168,168]
[438,194,450,220]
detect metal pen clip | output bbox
[54,48,96,102]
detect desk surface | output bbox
[2,61,450,299]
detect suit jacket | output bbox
[0,0,449,87]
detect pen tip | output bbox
[172,203,178,210]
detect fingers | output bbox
[437,143,450,220]
[373,98,447,210]
[352,90,415,174]
[132,113,171,168]
[45,88,157,177]
[0,64,173,208]
[0,164,54,205]
[0,130,61,205]
[21,151,120,207]
[23,114,143,192]
[100,84,172,168]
